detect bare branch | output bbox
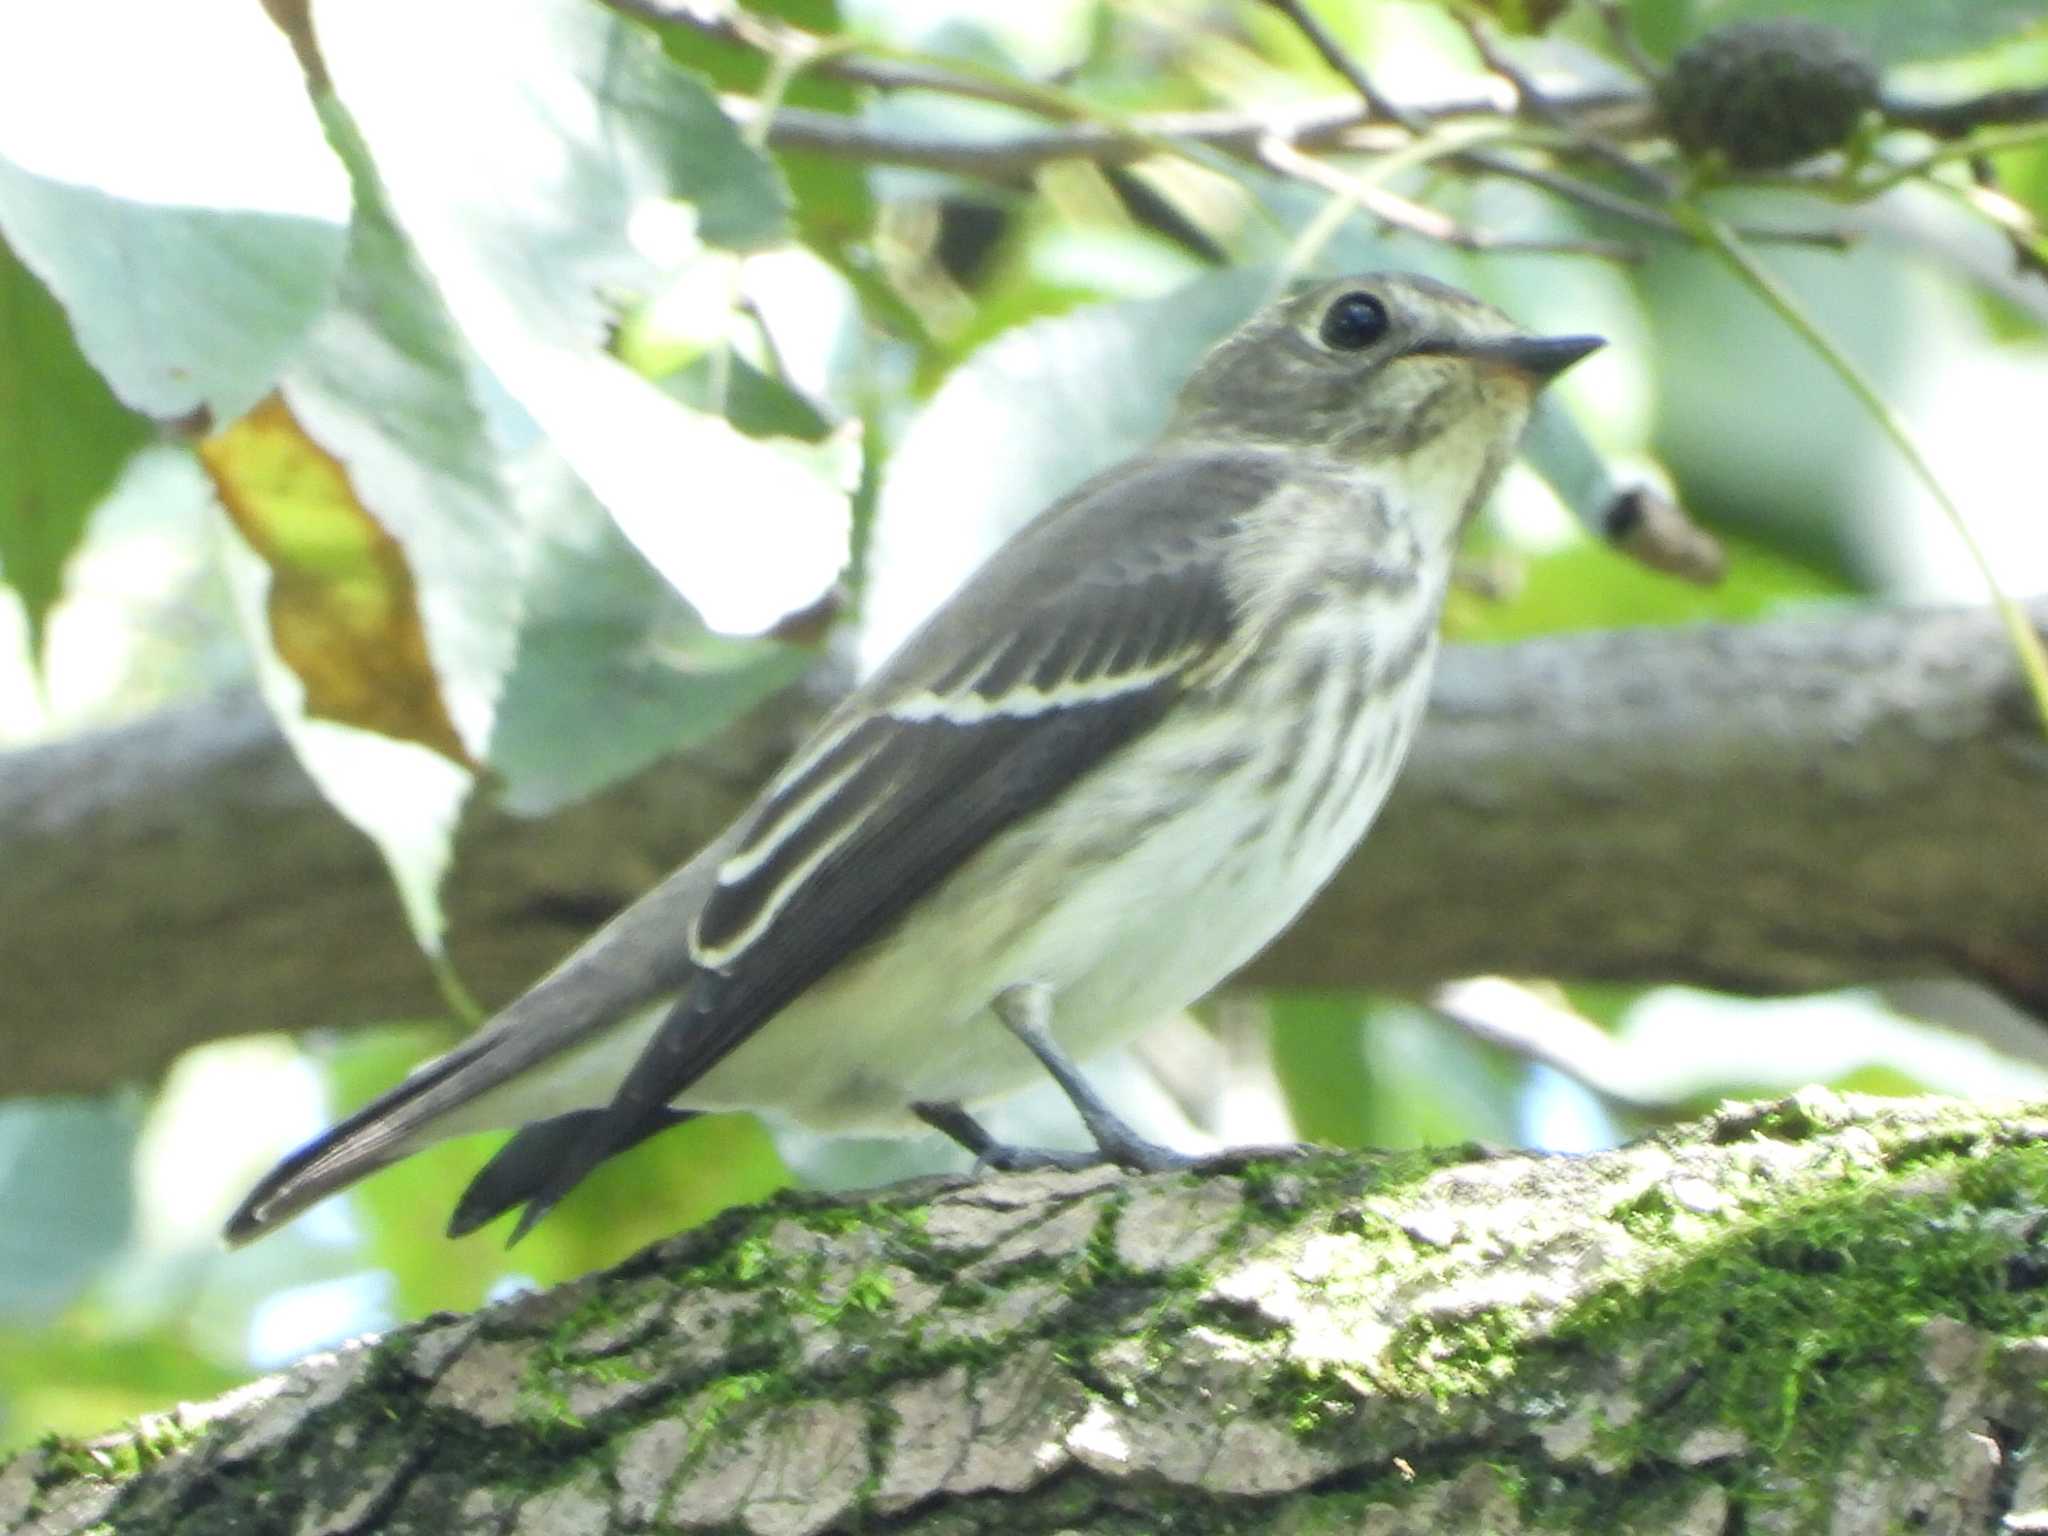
[1257,135,1643,261]
[1600,486,1727,584]
[1454,146,1851,249]
[1451,14,1673,198]
[4,602,2045,1100]
[1259,0,1424,132]
[601,0,1063,114]
[752,102,1852,250]
[736,86,1656,172]
[1886,85,2048,140]
[1590,0,1663,83]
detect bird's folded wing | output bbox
[514,449,1284,1223]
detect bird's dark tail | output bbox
[222,827,738,1247]
[446,1105,698,1241]
[222,1040,485,1245]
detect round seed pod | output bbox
[1660,19,1880,171]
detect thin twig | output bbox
[1884,85,2048,140]
[1674,201,2048,739]
[736,100,1490,176]
[1260,0,1426,132]
[612,0,1655,140]
[742,101,1328,176]
[1856,123,2048,196]
[1260,136,1640,260]
[1721,125,2048,275]
[1589,0,1662,82]
[1453,11,1672,198]
[635,0,1848,258]
[602,0,1055,112]
[753,100,1856,251]
[1968,155,2048,280]
[1453,12,1563,127]
[1457,148,1850,249]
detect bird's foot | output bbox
[912,1099,1196,1176]
[912,981,1226,1179]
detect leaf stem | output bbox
[427,948,485,1027]
[1673,200,2048,737]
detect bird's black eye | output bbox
[1319,291,1389,351]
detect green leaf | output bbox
[1269,995,1525,1150]
[1448,530,1852,642]
[486,452,812,817]
[0,239,150,663]
[0,2,350,424]
[0,1097,138,1324]
[1457,0,1571,36]
[314,0,853,637]
[1266,993,1381,1149]
[652,0,876,253]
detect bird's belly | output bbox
[687,640,1436,1131]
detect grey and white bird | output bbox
[225,272,1600,1246]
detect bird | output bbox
[225,271,1601,1247]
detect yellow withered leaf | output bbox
[199,393,473,767]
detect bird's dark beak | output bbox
[1410,333,1605,382]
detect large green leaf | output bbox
[654,0,876,255]
[208,115,535,961]
[314,0,855,638]
[0,3,349,425]
[485,450,812,817]
[0,240,150,663]
[1268,995,1525,1151]
[1447,530,1851,642]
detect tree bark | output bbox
[4,601,2046,1099]
[7,1090,2047,1534]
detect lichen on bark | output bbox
[9,1090,2048,1535]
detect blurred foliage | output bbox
[1,0,2046,1453]
[0,241,152,666]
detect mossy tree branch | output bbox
[8,1091,2048,1533]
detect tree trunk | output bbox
[8,1091,2048,1534]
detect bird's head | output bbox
[1171,271,1602,469]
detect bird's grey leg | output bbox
[914,988,1307,1177]
[910,1100,1098,1174]
[914,986,1202,1175]
[913,987,1196,1179]
[998,982,1201,1174]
